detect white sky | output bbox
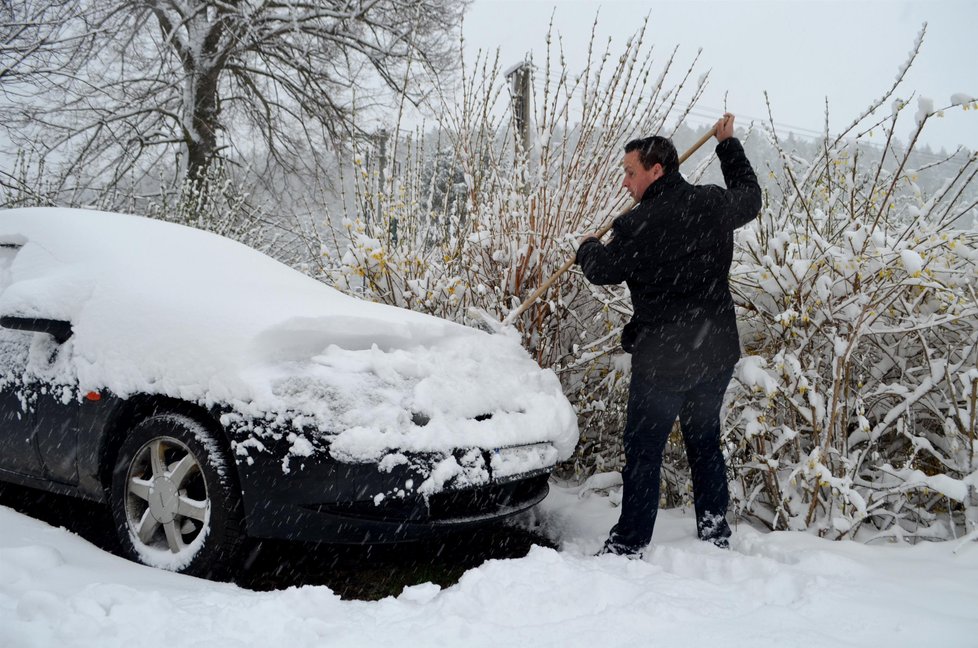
[462,0,976,152]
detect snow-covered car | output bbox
[0,208,578,578]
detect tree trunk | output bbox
[186,68,221,181]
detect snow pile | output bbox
[0,208,578,475]
[2,485,977,647]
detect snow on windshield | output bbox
[0,208,578,482]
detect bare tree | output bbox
[0,0,467,201]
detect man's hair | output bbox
[624,136,679,175]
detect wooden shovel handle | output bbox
[501,125,717,327]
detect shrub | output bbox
[725,72,978,539]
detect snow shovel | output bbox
[470,125,718,333]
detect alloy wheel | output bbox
[123,435,210,554]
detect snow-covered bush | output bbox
[724,87,978,540]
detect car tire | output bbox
[110,413,245,579]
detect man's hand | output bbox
[714,112,735,142]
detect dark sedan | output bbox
[0,208,578,578]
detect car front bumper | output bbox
[236,447,553,544]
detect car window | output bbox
[0,328,31,392]
[0,242,73,394]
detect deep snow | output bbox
[2,479,977,648]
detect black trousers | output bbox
[609,364,735,550]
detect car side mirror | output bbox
[0,316,74,344]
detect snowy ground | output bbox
[2,480,977,648]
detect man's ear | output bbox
[650,163,665,181]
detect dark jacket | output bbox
[576,137,761,390]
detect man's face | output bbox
[621,150,664,202]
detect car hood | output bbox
[0,208,578,469]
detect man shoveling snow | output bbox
[576,113,762,557]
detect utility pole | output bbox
[376,128,388,190]
[505,60,538,337]
[506,61,533,157]
[365,128,390,240]
[375,128,397,244]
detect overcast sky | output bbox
[462,0,976,152]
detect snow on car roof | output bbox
[0,208,578,473]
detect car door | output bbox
[0,328,46,477]
[5,317,81,485]
[32,382,82,485]
[0,313,80,484]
